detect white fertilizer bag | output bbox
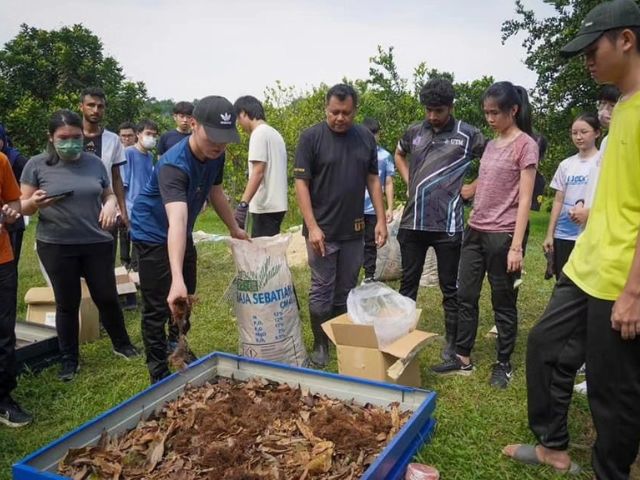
[419,247,439,288]
[227,234,308,367]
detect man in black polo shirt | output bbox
[294,83,388,367]
[396,78,485,361]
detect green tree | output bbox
[501,0,619,180]
[0,24,147,155]
[221,46,491,214]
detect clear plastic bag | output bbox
[347,282,417,348]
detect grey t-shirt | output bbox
[21,152,113,244]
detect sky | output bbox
[2,0,556,103]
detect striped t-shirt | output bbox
[398,117,485,233]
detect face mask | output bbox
[141,135,157,150]
[54,139,83,161]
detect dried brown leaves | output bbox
[168,296,197,371]
[58,378,412,479]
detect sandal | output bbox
[507,444,582,475]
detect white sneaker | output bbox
[574,381,588,395]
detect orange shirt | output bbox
[0,152,21,265]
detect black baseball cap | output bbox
[192,96,240,143]
[561,0,640,58]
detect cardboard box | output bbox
[24,285,100,344]
[128,271,140,286]
[116,282,137,296]
[114,266,130,285]
[322,309,437,387]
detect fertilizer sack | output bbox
[227,234,308,366]
[347,282,417,348]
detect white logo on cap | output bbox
[584,21,594,27]
[220,112,232,125]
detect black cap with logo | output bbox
[192,96,240,143]
[561,0,640,57]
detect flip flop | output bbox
[508,444,582,475]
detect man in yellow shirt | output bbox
[504,1,640,479]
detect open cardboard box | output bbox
[322,309,437,387]
[24,283,99,344]
[114,266,130,285]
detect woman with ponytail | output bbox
[432,81,539,389]
[20,109,138,382]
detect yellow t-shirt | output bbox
[564,91,640,300]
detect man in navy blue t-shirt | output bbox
[131,95,247,383]
[157,101,194,155]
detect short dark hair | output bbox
[173,101,194,115]
[233,95,266,121]
[118,121,136,133]
[573,112,601,132]
[598,84,621,103]
[80,86,106,104]
[136,119,159,133]
[326,83,358,108]
[420,78,455,107]
[604,26,640,53]
[362,117,380,134]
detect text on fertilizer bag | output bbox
[237,284,295,309]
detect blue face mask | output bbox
[54,139,83,161]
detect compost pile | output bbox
[58,377,412,479]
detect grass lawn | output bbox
[0,209,632,479]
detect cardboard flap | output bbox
[128,271,140,285]
[117,282,137,295]
[331,322,380,348]
[380,330,438,359]
[114,266,130,284]
[321,314,379,348]
[24,287,55,304]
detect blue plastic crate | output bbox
[13,352,436,480]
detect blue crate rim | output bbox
[14,351,436,479]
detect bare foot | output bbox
[503,444,572,472]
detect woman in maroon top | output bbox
[432,81,539,389]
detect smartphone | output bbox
[43,190,74,201]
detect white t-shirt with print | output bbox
[248,123,288,214]
[550,151,599,241]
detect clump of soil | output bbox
[168,296,197,370]
[58,378,412,479]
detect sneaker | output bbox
[490,361,513,389]
[431,356,474,376]
[58,360,80,382]
[0,396,33,428]
[361,277,375,285]
[574,381,588,395]
[113,344,140,360]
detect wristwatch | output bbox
[239,201,249,208]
